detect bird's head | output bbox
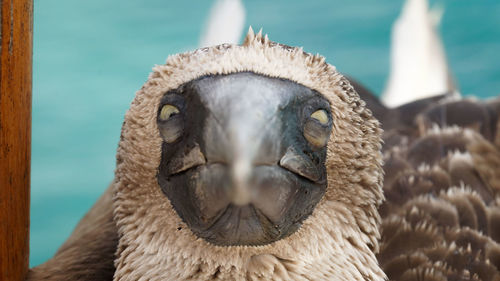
[113,29,385,280]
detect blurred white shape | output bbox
[382,0,457,107]
[199,0,246,47]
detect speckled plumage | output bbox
[110,28,384,281]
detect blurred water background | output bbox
[31,0,500,266]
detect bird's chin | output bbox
[201,204,280,246]
[158,163,326,246]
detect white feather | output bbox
[199,0,246,47]
[382,0,457,107]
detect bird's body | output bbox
[27,29,500,281]
[368,93,500,280]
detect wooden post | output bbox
[0,0,33,280]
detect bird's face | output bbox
[156,72,333,246]
[114,32,385,280]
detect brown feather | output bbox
[27,185,117,281]
[374,95,500,280]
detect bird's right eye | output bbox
[158,104,183,143]
[310,109,329,125]
[303,109,332,148]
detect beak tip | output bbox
[230,159,252,206]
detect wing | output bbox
[374,94,500,280]
[27,184,118,281]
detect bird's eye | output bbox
[159,104,180,121]
[303,109,331,148]
[158,104,183,143]
[310,109,328,125]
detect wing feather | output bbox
[27,185,117,281]
[371,93,500,280]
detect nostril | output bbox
[279,147,321,182]
[167,144,206,175]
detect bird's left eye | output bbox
[303,109,331,148]
[159,105,180,121]
[158,104,183,143]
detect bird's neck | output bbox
[112,189,386,280]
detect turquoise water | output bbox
[31,0,500,266]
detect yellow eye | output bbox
[311,109,328,125]
[160,105,180,121]
[304,109,331,148]
[158,104,183,143]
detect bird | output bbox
[199,0,245,48]
[27,28,500,280]
[28,28,385,280]
[381,0,455,107]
